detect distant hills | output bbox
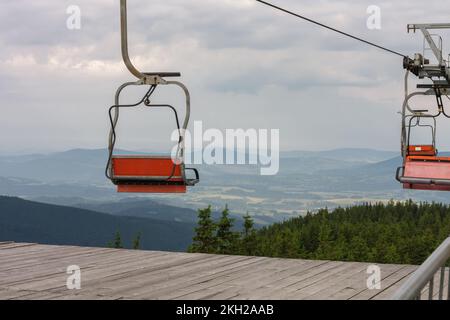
[0,196,195,251]
[74,197,250,226]
[280,148,397,163]
[0,148,397,183]
[2,147,450,220]
[0,149,108,183]
[3,148,450,253]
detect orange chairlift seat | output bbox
[111,156,195,193]
[109,160,198,192]
[396,117,450,191]
[105,0,199,193]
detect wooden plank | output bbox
[0,249,165,287]
[79,255,252,299]
[0,247,119,271]
[0,249,163,285]
[267,262,364,300]
[77,252,226,290]
[142,257,288,300]
[48,292,122,300]
[370,265,418,300]
[175,260,338,300]
[20,255,221,299]
[1,247,156,272]
[5,251,213,292]
[245,261,347,300]
[0,244,103,266]
[226,260,326,299]
[199,259,328,300]
[0,243,427,300]
[242,260,333,299]
[0,243,38,250]
[96,255,249,288]
[1,250,199,299]
[142,256,287,300]
[0,244,71,260]
[297,262,369,300]
[10,288,122,300]
[348,263,409,300]
[0,288,39,300]
[352,265,417,300]
[330,263,403,300]
[166,258,289,300]
[248,262,403,300]
[300,262,405,300]
[0,244,68,260]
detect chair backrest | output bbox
[407,144,436,156]
[111,156,184,180]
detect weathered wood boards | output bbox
[0,243,420,300]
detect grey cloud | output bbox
[1,0,449,153]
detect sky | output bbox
[1,0,450,154]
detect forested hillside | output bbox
[190,201,450,265]
[0,196,194,251]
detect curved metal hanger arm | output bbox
[120,0,146,80]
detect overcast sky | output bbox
[1,0,449,154]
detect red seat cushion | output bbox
[117,184,186,193]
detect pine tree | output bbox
[241,213,257,255]
[189,206,217,253]
[243,212,254,237]
[132,232,141,250]
[216,205,239,254]
[108,231,123,249]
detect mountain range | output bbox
[2,148,450,221]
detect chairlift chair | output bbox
[396,84,450,191]
[396,79,450,191]
[396,23,450,191]
[105,0,199,193]
[396,106,450,191]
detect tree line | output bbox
[189,200,450,265]
[108,232,141,249]
[188,205,258,256]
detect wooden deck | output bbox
[0,241,440,300]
